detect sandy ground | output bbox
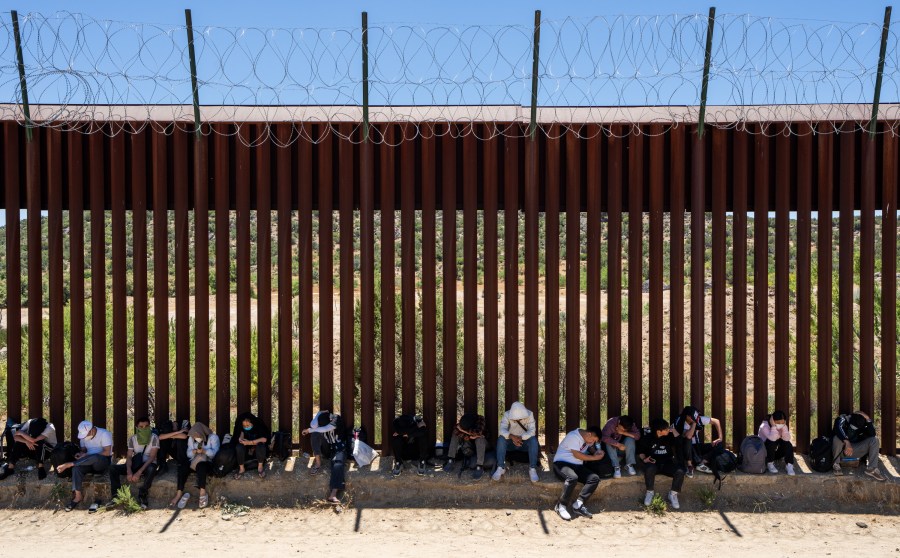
[3,506,899,557]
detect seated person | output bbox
[492,401,540,483]
[169,423,219,509]
[0,417,57,481]
[109,416,159,509]
[234,412,270,479]
[639,418,685,510]
[56,421,113,512]
[601,414,640,478]
[156,419,190,474]
[831,411,886,481]
[390,414,429,477]
[757,410,795,476]
[552,426,605,520]
[442,413,489,480]
[671,406,723,477]
[301,411,348,504]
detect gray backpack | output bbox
[738,435,767,473]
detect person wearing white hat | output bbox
[492,401,540,483]
[55,420,113,512]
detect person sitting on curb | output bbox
[442,413,489,480]
[672,406,723,477]
[552,426,605,521]
[831,411,886,481]
[492,401,540,483]
[639,418,685,510]
[234,412,270,480]
[390,414,430,477]
[169,422,219,509]
[0,417,56,481]
[601,414,640,478]
[758,410,796,476]
[301,410,349,504]
[109,416,159,510]
[56,421,113,512]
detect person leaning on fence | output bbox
[552,426,605,521]
[639,418,685,510]
[55,421,113,512]
[169,423,220,509]
[758,410,795,476]
[672,406,723,477]
[442,413,489,480]
[301,411,349,504]
[390,414,430,477]
[109,416,159,510]
[492,401,540,483]
[234,412,270,480]
[601,414,640,479]
[831,411,886,482]
[0,417,57,481]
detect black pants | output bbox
[680,438,706,466]
[764,440,795,465]
[9,440,49,465]
[553,462,600,504]
[644,461,685,492]
[176,460,212,491]
[390,430,429,463]
[236,441,267,467]
[109,455,158,499]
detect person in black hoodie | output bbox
[831,411,885,481]
[639,418,685,510]
[390,414,429,477]
[233,412,270,479]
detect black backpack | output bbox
[808,436,834,472]
[583,445,615,479]
[212,442,238,477]
[269,431,293,461]
[706,445,738,490]
[50,441,80,478]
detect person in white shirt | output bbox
[757,410,795,475]
[109,416,161,509]
[0,417,57,481]
[552,426,605,521]
[492,401,540,483]
[301,411,347,504]
[56,421,113,512]
[169,422,219,510]
[672,406,723,477]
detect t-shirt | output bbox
[17,419,58,448]
[128,434,161,464]
[81,427,113,455]
[677,415,711,444]
[554,429,590,465]
[640,433,680,466]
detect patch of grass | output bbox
[110,486,143,515]
[697,486,717,510]
[645,493,667,516]
[221,501,251,520]
[49,481,69,503]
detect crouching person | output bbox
[601,414,640,478]
[109,417,159,509]
[0,417,56,481]
[442,413,489,480]
[170,423,219,509]
[672,406,723,477]
[639,418,685,510]
[758,410,796,476]
[493,401,540,483]
[56,421,113,512]
[301,411,348,504]
[831,411,886,481]
[234,412,270,480]
[552,426,605,520]
[390,414,429,477]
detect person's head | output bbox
[583,426,603,444]
[242,418,254,431]
[135,416,151,431]
[680,406,700,425]
[617,415,635,430]
[27,417,48,438]
[508,401,530,421]
[458,413,479,431]
[769,410,787,428]
[848,413,868,430]
[317,412,332,428]
[77,420,96,440]
[651,418,670,437]
[393,414,420,436]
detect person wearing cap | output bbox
[442,412,489,480]
[671,405,723,477]
[390,414,430,477]
[492,401,540,483]
[301,410,348,504]
[55,421,113,512]
[0,417,57,481]
[168,422,219,509]
[552,426,606,520]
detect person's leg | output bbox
[414,431,429,462]
[781,442,795,465]
[235,443,247,472]
[764,440,780,463]
[682,437,694,467]
[446,435,460,460]
[495,436,510,469]
[176,462,190,492]
[623,437,636,467]
[525,436,540,469]
[553,463,579,504]
[474,437,487,467]
[195,462,209,490]
[71,454,104,493]
[390,435,405,464]
[644,462,659,491]
[574,466,600,502]
[254,442,267,472]
[330,450,346,491]
[831,436,845,468]
[860,437,880,469]
[109,462,126,495]
[662,462,686,492]
[139,462,158,501]
[605,443,621,468]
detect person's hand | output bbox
[617,443,626,451]
[643,456,655,464]
[25,440,36,451]
[74,452,85,460]
[615,424,626,435]
[595,450,605,460]
[301,428,310,436]
[712,438,722,446]
[843,441,853,457]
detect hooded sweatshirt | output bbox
[186,423,220,462]
[757,420,792,443]
[499,402,536,440]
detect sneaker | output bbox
[491,466,506,481]
[686,466,694,478]
[668,491,680,510]
[555,503,572,521]
[696,463,713,475]
[472,465,484,480]
[529,467,539,483]
[416,460,426,476]
[626,464,636,476]
[643,490,655,506]
[767,462,778,474]
[785,463,795,476]
[613,467,622,479]
[572,504,593,519]
[442,459,455,473]
[37,467,47,481]
[864,468,886,482]
[139,497,149,510]
[391,460,402,477]
[0,467,11,481]
[833,464,844,476]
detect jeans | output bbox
[831,436,880,469]
[495,436,539,469]
[605,437,636,468]
[764,440,795,465]
[236,441,268,467]
[390,429,429,463]
[330,450,346,491]
[10,440,50,465]
[446,435,487,466]
[109,455,158,499]
[644,461,685,492]
[553,461,600,504]
[71,453,111,493]
[176,460,212,491]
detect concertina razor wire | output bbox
[0,11,899,145]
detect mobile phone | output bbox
[647,457,655,463]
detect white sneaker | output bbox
[626,464,636,476]
[785,463,795,476]
[555,503,572,521]
[668,491,680,510]
[643,490,655,506]
[767,462,778,474]
[614,467,622,479]
[529,467,539,483]
[491,467,505,481]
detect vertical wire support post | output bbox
[362,11,370,143]
[697,7,716,139]
[11,10,32,142]
[529,10,541,140]
[185,9,202,140]
[869,6,892,139]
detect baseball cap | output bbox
[77,420,93,439]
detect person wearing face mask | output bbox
[757,410,795,476]
[169,422,220,509]
[831,411,886,481]
[233,412,270,479]
[109,417,160,509]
